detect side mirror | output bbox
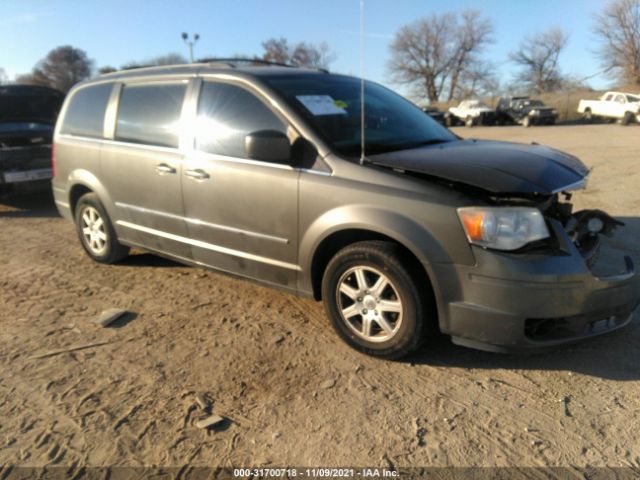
[244,130,291,163]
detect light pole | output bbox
[181,32,200,63]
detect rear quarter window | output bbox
[115,83,186,148]
[61,83,113,138]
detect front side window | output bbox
[195,81,286,159]
[264,74,456,157]
[115,83,186,148]
[61,83,113,138]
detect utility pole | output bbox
[181,32,200,63]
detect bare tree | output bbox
[17,46,92,92]
[261,37,336,68]
[120,52,187,71]
[509,28,569,94]
[594,0,640,85]
[388,10,493,103]
[262,38,291,64]
[97,66,118,75]
[148,53,188,65]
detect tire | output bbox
[75,193,129,264]
[583,108,592,123]
[523,116,531,128]
[321,241,429,359]
[445,115,453,127]
[465,116,474,128]
[622,111,633,126]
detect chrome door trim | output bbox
[114,201,290,244]
[116,220,300,271]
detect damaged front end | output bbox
[454,187,639,349]
[368,138,639,350]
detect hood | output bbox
[369,139,589,195]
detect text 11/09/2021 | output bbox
[233,468,399,478]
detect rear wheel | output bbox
[583,108,593,123]
[465,116,474,128]
[75,193,129,263]
[321,241,429,359]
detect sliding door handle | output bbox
[185,169,210,180]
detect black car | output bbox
[0,85,65,194]
[496,96,558,127]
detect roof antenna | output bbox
[359,0,366,165]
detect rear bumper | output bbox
[432,243,640,353]
[0,145,53,188]
[52,183,73,221]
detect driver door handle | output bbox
[155,163,176,174]
[185,169,210,180]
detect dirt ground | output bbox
[1,124,639,476]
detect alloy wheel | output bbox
[80,206,108,255]
[336,266,404,343]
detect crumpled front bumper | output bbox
[431,228,640,353]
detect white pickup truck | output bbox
[577,91,640,125]
[447,100,497,127]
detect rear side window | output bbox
[195,82,286,158]
[115,83,186,148]
[61,83,113,138]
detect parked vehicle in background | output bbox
[53,62,639,358]
[578,92,640,125]
[0,85,65,195]
[422,106,446,126]
[447,100,496,127]
[496,96,558,127]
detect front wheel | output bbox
[622,111,634,126]
[321,241,429,359]
[75,193,130,263]
[523,116,531,127]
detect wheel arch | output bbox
[307,228,442,339]
[66,169,114,218]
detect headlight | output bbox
[457,207,550,251]
[551,109,558,115]
[530,109,540,116]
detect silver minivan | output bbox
[53,61,639,358]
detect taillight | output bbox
[51,143,56,178]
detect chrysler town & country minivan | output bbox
[52,61,639,358]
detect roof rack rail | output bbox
[197,57,329,73]
[197,57,293,68]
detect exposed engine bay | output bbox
[482,190,624,267]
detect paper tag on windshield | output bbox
[296,95,347,116]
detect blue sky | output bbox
[1,0,612,93]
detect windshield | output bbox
[465,101,488,109]
[0,122,53,133]
[0,86,64,124]
[264,74,456,156]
